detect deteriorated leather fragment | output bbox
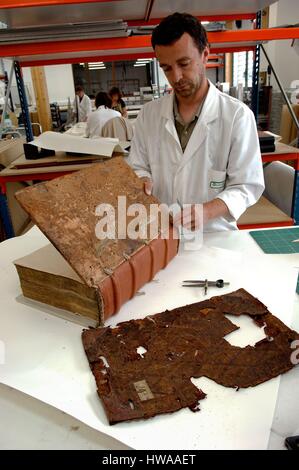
[82,289,299,424]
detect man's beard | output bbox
[174,81,196,97]
[174,77,202,98]
[173,68,205,98]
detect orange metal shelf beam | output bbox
[206,63,223,68]
[21,52,223,67]
[0,35,152,57]
[0,0,121,7]
[22,51,155,67]
[211,46,255,53]
[208,28,299,42]
[1,28,298,66]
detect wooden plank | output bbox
[30,66,52,132]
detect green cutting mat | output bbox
[249,227,299,294]
[249,228,299,254]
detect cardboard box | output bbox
[279,104,299,144]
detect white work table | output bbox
[0,226,299,450]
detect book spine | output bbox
[99,228,179,319]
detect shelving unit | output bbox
[0,0,299,238]
[1,26,299,66]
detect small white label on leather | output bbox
[134,379,154,401]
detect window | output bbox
[233,51,253,88]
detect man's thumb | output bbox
[144,180,153,196]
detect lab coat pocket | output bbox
[208,169,226,199]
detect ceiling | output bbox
[0,0,288,66]
[0,0,277,28]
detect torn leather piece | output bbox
[82,289,299,424]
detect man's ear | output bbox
[202,46,210,65]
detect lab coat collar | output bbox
[161,81,220,170]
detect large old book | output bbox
[15,157,179,323]
[14,244,101,324]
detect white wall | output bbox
[3,60,75,107]
[261,0,299,90]
[44,64,75,104]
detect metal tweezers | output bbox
[182,279,230,295]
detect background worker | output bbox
[85,91,120,138]
[73,85,92,122]
[109,86,128,118]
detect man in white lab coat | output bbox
[128,13,265,231]
[73,85,92,122]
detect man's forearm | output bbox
[203,198,230,224]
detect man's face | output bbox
[76,91,84,98]
[155,32,209,98]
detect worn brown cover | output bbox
[82,289,299,424]
[15,157,179,321]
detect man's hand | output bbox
[172,199,230,230]
[140,177,153,196]
[172,204,203,231]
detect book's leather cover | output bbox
[15,157,179,320]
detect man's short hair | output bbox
[109,86,122,98]
[75,85,84,93]
[95,91,112,109]
[151,12,208,54]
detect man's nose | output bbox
[172,66,183,83]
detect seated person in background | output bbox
[73,85,92,122]
[85,92,121,138]
[109,87,128,118]
[101,114,134,141]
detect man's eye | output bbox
[180,62,189,67]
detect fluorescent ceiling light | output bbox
[88,62,104,65]
[89,66,106,70]
[137,58,152,62]
[201,21,210,25]
[134,63,146,67]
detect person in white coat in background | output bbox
[73,85,92,122]
[128,13,265,232]
[85,92,121,138]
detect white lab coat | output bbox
[128,81,265,231]
[73,94,92,122]
[85,106,121,138]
